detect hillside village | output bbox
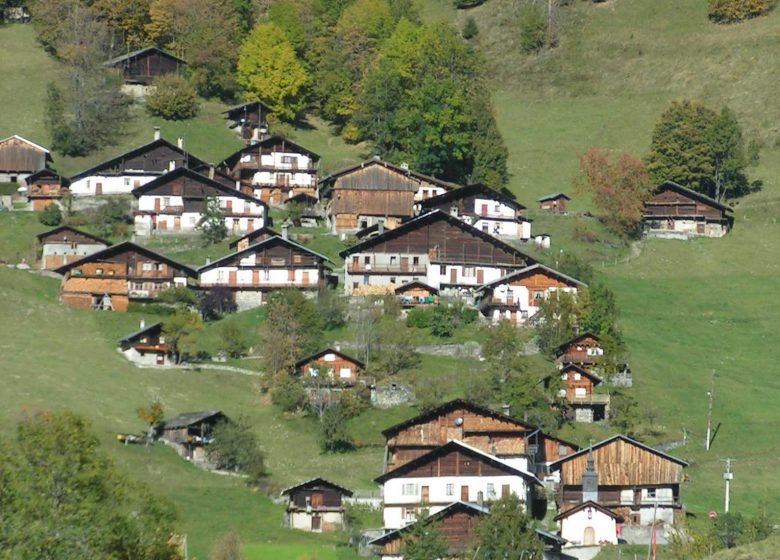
[1,1,780,559]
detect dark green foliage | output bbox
[554,252,594,284]
[156,286,200,307]
[261,290,322,373]
[518,3,546,53]
[462,16,479,39]
[708,0,775,23]
[609,389,638,435]
[145,74,199,120]
[200,287,238,321]
[375,323,421,376]
[220,322,249,358]
[0,412,179,559]
[715,512,746,548]
[319,403,355,452]
[472,493,543,559]
[200,197,228,246]
[90,197,133,238]
[535,291,581,355]
[317,288,347,330]
[401,509,449,560]
[406,303,476,337]
[163,309,204,363]
[270,372,308,412]
[430,305,456,337]
[207,416,266,484]
[406,307,432,329]
[470,94,510,186]
[38,203,62,226]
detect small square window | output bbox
[95,268,103,275]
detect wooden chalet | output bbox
[339,210,536,296]
[281,478,353,532]
[53,241,196,312]
[197,235,331,310]
[23,168,70,210]
[157,410,226,461]
[554,332,604,370]
[295,347,365,385]
[370,501,487,559]
[0,135,51,183]
[538,192,570,213]
[104,47,185,85]
[36,226,109,270]
[69,133,208,196]
[417,183,532,240]
[222,100,273,143]
[550,435,688,527]
[375,439,541,530]
[284,192,321,227]
[642,181,733,238]
[554,500,622,547]
[545,364,608,423]
[320,158,457,234]
[217,136,320,206]
[229,226,279,251]
[132,167,267,236]
[477,263,585,325]
[394,281,438,308]
[118,320,172,366]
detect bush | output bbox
[319,404,354,453]
[200,287,237,320]
[220,322,249,358]
[145,75,199,120]
[406,307,433,329]
[156,286,199,307]
[270,372,308,412]
[430,306,456,337]
[708,0,775,22]
[207,417,266,484]
[38,203,62,226]
[518,3,546,53]
[462,16,479,39]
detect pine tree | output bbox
[472,494,542,560]
[199,196,228,246]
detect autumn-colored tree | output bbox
[92,0,152,48]
[237,22,308,120]
[137,399,165,445]
[162,309,204,363]
[574,147,651,237]
[708,0,775,22]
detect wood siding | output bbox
[397,449,512,478]
[299,354,362,384]
[289,487,344,510]
[114,51,182,85]
[644,188,725,219]
[381,509,480,555]
[0,136,47,173]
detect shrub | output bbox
[156,286,199,307]
[462,16,479,39]
[406,307,433,329]
[207,417,266,484]
[220,322,249,359]
[708,0,775,22]
[145,75,199,120]
[270,372,308,412]
[319,404,355,452]
[430,306,456,337]
[38,203,62,226]
[518,3,546,53]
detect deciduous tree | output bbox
[207,416,266,483]
[401,509,449,560]
[163,309,203,363]
[472,493,542,560]
[146,74,199,120]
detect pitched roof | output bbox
[320,158,458,191]
[280,477,353,497]
[375,439,543,485]
[36,225,110,245]
[418,183,526,211]
[52,241,198,277]
[222,100,274,117]
[24,167,69,185]
[294,347,365,369]
[117,321,163,344]
[553,332,602,356]
[70,138,208,182]
[218,135,320,167]
[284,192,318,206]
[198,235,332,272]
[131,166,267,207]
[368,501,488,545]
[104,46,185,67]
[650,180,732,212]
[381,398,539,438]
[477,263,586,293]
[228,226,279,249]
[0,134,50,155]
[549,434,689,470]
[160,410,224,430]
[538,192,571,202]
[553,500,623,522]
[555,363,603,385]
[394,280,439,295]
[339,210,537,263]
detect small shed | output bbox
[157,410,226,461]
[104,47,185,85]
[117,321,172,367]
[538,192,571,213]
[295,347,365,385]
[36,225,109,270]
[0,135,51,182]
[555,500,622,547]
[281,478,353,532]
[223,100,273,143]
[394,280,438,308]
[24,168,70,210]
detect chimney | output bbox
[140,319,145,329]
[502,403,511,416]
[168,160,175,172]
[281,224,289,239]
[205,257,211,265]
[153,127,161,141]
[177,137,184,149]
[335,344,341,352]
[235,180,241,191]
[209,165,215,180]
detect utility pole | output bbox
[720,458,735,513]
[705,370,715,451]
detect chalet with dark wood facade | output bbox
[69,134,208,196]
[118,321,172,366]
[376,439,541,529]
[222,100,273,143]
[53,242,196,311]
[281,478,353,532]
[104,47,185,86]
[320,158,457,234]
[37,226,109,270]
[538,193,570,213]
[551,435,688,528]
[0,135,51,183]
[295,347,365,385]
[217,136,320,206]
[197,235,331,310]
[157,410,226,462]
[228,226,279,251]
[417,183,532,240]
[477,263,585,325]
[642,181,733,238]
[23,168,69,210]
[546,364,608,423]
[339,210,535,296]
[132,167,266,235]
[370,501,487,559]
[554,332,604,370]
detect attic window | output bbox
[292,254,302,264]
[533,290,544,300]
[95,268,103,275]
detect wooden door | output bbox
[400,257,409,272]
[228,271,237,286]
[154,198,161,212]
[450,267,457,284]
[460,485,469,501]
[421,486,429,503]
[476,269,484,284]
[352,256,359,271]
[302,271,310,285]
[288,269,295,282]
[95,183,103,195]
[252,270,260,286]
[311,492,323,507]
[481,203,488,216]
[584,527,596,546]
[174,216,181,231]
[502,484,510,497]
[311,515,321,531]
[226,199,233,211]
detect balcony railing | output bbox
[200,280,321,289]
[347,264,426,274]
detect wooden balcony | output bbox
[567,394,610,405]
[347,264,426,274]
[199,279,321,289]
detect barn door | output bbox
[450,268,457,284]
[311,492,323,507]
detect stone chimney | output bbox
[582,446,598,502]
[209,165,215,180]
[177,137,184,149]
[153,127,161,141]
